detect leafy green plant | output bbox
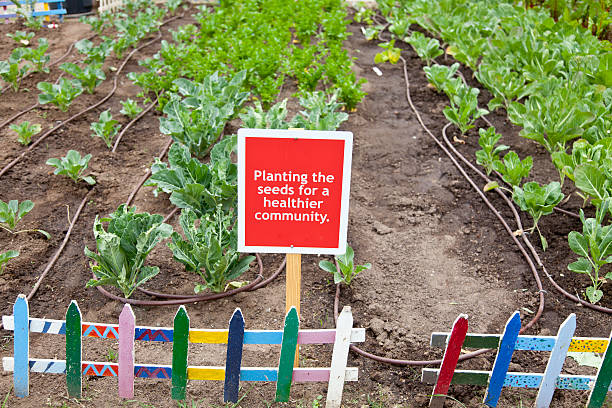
[20,38,49,73]
[0,56,30,92]
[75,38,113,65]
[476,62,526,111]
[91,110,120,148]
[0,250,19,274]
[46,150,95,185]
[292,91,349,131]
[0,199,49,238]
[146,138,238,217]
[492,151,533,187]
[120,98,144,119]
[475,127,509,176]
[507,84,596,154]
[240,100,290,129]
[6,31,34,46]
[159,72,249,157]
[9,121,41,146]
[574,162,612,207]
[78,15,107,34]
[512,181,564,250]
[443,85,489,135]
[567,198,612,304]
[423,63,460,93]
[168,208,255,293]
[59,62,106,94]
[405,31,443,66]
[319,245,371,285]
[85,204,173,298]
[37,78,83,112]
[374,40,401,64]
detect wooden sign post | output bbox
[237,128,353,366]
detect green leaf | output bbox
[568,231,590,258]
[318,260,337,274]
[586,286,603,304]
[568,258,592,274]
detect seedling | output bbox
[46,150,96,185]
[475,127,509,176]
[91,109,120,148]
[319,245,371,285]
[75,38,113,65]
[6,31,34,46]
[492,151,533,188]
[9,121,42,146]
[406,31,443,66]
[374,40,401,64]
[0,199,49,239]
[568,198,612,304]
[85,204,173,298]
[59,62,106,94]
[512,181,564,250]
[443,85,489,135]
[119,98,144,119]
[37,78,83,112]
[0,250,19,274]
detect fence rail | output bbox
[2,295,364,407]
[422,311,612,407]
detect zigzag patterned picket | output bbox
[2,295,364,407]
[422,311,612,407]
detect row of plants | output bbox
[3,0,170,150]
[82,0,361,298]
[127,0,365,110]
[0,0,175,272]
[367,0,611,303]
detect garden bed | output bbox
[0,3,610,407]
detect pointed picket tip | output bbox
[174,305,189,321]
[119,303,135,322]
[229,308,244,324]
[285,306,299,322]
[558,313,577,332]
[66,300,82,318]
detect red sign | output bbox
[237,129,353,255]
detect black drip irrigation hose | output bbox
[0,190,93,330]
[125,136,173,206]
[112,96,159,152]
[0,73,65,131]
[95,254,285,306]
[0,15,183,179]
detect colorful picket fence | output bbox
[2,295,364,407]
[422,311,612,407]
[0,0,65,22]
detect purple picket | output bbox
[118,304,135,398]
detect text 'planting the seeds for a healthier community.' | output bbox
[237,129,353,255]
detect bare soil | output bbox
[0,10,610,408]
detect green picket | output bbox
[587,329,612,407]
[172,306,189,400]
[65,301,82,399]
[275,307,299,402]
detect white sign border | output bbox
[237,128,353,255]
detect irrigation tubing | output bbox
[125,136,173,206]
[112,96,159,152]
[0,190,92,331]
[0,14,183,179]
[94,254,285,305]
[0,73,65,132]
